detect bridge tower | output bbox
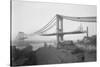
[56,14,63,47]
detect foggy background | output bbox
[12,0,97,41]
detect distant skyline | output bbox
[12,0,97,41]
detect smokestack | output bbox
[87,27,88,37]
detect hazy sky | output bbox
[12,0,97,41]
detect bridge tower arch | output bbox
[56,14,63,47]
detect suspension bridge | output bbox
[12,14,97,65]
[17,14,97,47]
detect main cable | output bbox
[34,16,56,34]
[38,20,56,34]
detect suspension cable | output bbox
[38,20,56,34]
[34,16,56,34]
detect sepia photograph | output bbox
[10,0,97,66]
